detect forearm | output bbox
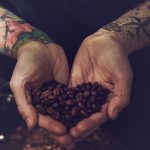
[100,1,150,54]
[0,6,53,58]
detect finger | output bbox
[69,127,80,140]
[10,81,38,129]
[70,126,99,142]
[108,74,133,120]
[39,114,67,135]
[53,134,75,148]
[70,104,108,139]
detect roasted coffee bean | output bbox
[48,95,57,100]
[89,96,96,103]
[49,80,57,88]
[58,96,63,101]
[47,107,55,115]
[41,82,50,89]
[64,106,70,111]
[83,90,91,97]
[67,89,72,95]
[78,101,86,109]
[67,89,76,99]
[76,92,83,101]
[72,106,80,116]
[88,109,93,114]
[85,82,92,90]
[91,90,97,96]
[51,102,59,108]
[80,110,88,117]
[96,97,106,105]
[62,85,68,91]
[32,96,40,104]
[59,100,66,106]
[92,82,99,89]
[40,91,49,99]
[75,86,80,92]
[53,84,61,96]
[60,85,67,95]
[99,89,110,96]
[97,86,103,92]
[47,107,60,120]
[35,104,46,114]
[87,102,92,109]
[33,80,110,130]
[82,98,87,103]
[96,97,102,101]
[64,113,72,121]
[92,104,96,109]
[48,86,54,90]
[41,99,51,106]
[66,99,75,106]
[61,94,67,99]
[36,91,42,96]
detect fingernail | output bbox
[112,109,119,120]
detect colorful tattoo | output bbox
[0,6,53,58]
[102,1,150,52]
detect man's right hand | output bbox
[9,41,74,147]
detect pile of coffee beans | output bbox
[32,81,110,129]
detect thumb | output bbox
[10,80,38,129]
[108,76,132,120]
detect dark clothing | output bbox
[1,0,143,65]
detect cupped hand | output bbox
[69,30,133,141]
[9,41,74,147]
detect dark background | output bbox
[1,0,144,65]
[0,0,150,150]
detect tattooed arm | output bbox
[68,1,150,141]
[101,1,150,54]
[0,6,53,58]
[0,6,71,146]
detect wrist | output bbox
[94,29,131,55]
[17,41,64,73]
[17,41,48,59]
[10,25,54,59]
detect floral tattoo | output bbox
[0,6,53,58]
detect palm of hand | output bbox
[69,34,133,140]
[10,42,69,135]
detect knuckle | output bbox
[60,137,72,145]
[53,135,69,145]
[9,78,27,90]
[9,80,15,90]
[77,123,86,133]
[55,126,66,135]
[9,79,20,91]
